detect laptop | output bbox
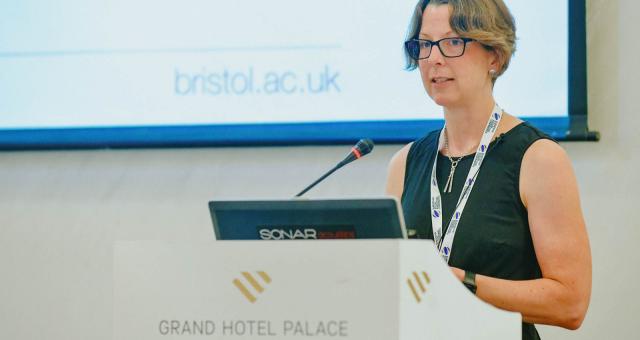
[208,197,407,240]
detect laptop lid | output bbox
[208,197,407,240]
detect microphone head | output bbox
[354,138,374,156]
[339,138,374,166]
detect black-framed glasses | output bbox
[405,37,475,60]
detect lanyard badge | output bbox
[430,104,503,263]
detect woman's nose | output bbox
[426,45,445,65]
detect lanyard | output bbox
[430,104,503,263]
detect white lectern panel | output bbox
[114,240,520,339]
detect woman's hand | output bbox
[450,266,464,282]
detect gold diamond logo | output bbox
[233,271,272,303]
[407,271,431,303]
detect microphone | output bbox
[295,139,374,197]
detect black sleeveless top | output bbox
[401,122,553,340]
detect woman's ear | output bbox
[489,50,502,75]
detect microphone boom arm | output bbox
[294,139,374,198]
[294,163,344,197]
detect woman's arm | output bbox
[385,143,413,199]
[453,139,592,329]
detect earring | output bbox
[489,69,497,77]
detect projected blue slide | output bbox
[0,0,568,147]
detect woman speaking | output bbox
[386,1,591,339]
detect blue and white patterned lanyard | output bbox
[430,103,503,263]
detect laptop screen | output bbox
[209,198,407,240]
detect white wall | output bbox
[0,0,637,339]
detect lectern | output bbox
[114,240,521,339]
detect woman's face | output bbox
[418,4,497,108]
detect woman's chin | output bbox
[429,94,457,107]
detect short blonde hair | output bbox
[404,0,516,80]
